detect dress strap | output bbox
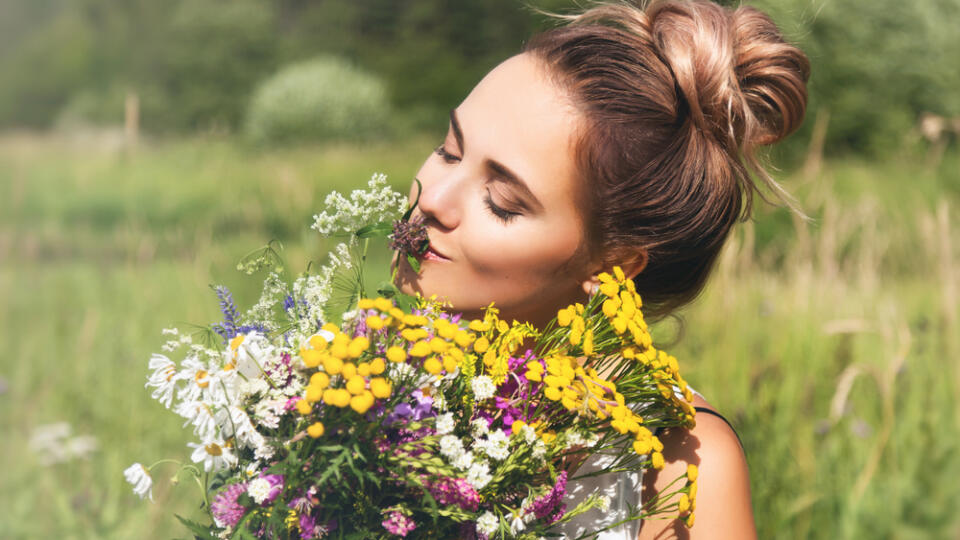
[693,406,744,451]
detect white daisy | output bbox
[188,439,238,472]
[510,512,527,534]
[124,463,153,501]
[145,354,179,408]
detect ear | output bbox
[579,248,649,295]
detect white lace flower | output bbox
[435,413,455,435]
[124,463,153,501]
[311,173,407,236]
[476,511,498,536]
[598,495,611,512]
[565,430,586,449]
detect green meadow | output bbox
[1,133,958,539]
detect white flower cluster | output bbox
[311,173,407,237]
[475,428,510,461]
[245,272,290,330]
[288,242,355,340]
[564,429,599,450]
[471,376,496,401]
[132,331,303,481]
[476,511,499,537]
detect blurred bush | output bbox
[245,57,390,145]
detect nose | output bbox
[415,170,462,231]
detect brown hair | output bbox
[525,0,810,318]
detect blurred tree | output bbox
[1,0,956,155]
[752,0,960,155]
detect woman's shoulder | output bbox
[638,394,757,540]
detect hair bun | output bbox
[730,6,811,146]
[648,0,809,149]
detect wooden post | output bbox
[125,91,140,149]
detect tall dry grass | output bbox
[0,134,957,538]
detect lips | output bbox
[421,242,451,262]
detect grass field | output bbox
[1,132,958,539]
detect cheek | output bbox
[459,215,583,287]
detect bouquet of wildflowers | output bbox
[126,174,699,539]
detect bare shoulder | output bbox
[637,395,756,540]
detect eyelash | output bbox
[434,143,520,224]
[484,191,521,224]
[434,145,460,163]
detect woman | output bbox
[396,0,809,537]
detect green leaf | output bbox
[394,292,418,312]
[406,254,421,273]
[174,514,217,540]
[376,281,398,298]
[355,221,393,238]
[402,178,423,221]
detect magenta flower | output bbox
[382,511,416,537]
[211,482,248,528]
[527,471,568,524]
[427,476,480,512]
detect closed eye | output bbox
[434,145,461,164]
[484,190,521,223]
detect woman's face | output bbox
[396,53,596,327]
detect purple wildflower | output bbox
[382,511,416,537]
[211,482,248,528]
[389,215,429,258]
[527,471,568,524]
[210,285,268,344]
[385,389,435,425]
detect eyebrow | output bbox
[450,108,545,213]
[486,159,544,213]
[449,109,465,154]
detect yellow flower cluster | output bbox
[296,319,391,423]
[530,353,666,465]
[296,296,526,438]
[678,463,698,526]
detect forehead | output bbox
[457,54,584,212]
